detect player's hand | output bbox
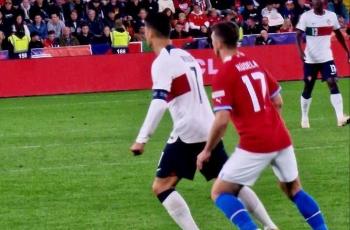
[196,150,211,170]
[130,142,145,156]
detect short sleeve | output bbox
[211,65,235,112]
[151,59,173,92]
[265,70,281,98]
[296,13,306,32]
[332,12,341,30]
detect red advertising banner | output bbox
[0,43,349,98]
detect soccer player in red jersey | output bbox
[197,22,328,230]
[130,13,278,230]
[296,0,350,128]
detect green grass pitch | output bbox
[0,79,348,230]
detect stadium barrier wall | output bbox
[0,42,349,98]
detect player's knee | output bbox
[280,179,302,199]
[151,182,164,195]
[326,79,340,94]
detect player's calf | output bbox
[280,179,328,230]
[212,179,258,230]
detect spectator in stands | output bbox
[58,26,79,46]
[0,11,5,34]
[43,30,59,47]
[28,31,43,52]
[93,24,111,44]
[66,10,82,36]
[19,0,31,23]
[1,0,17,36]
[193,0,212,12]
[260,16,278,33]
[134,8,147,31]
[173,0,192,14]
[103,9,117,29]
[110,19,130,54]
[243,16,260,34]
[261,0,277,18]
[28,13,47,39]
[77,23,94,45]
[133,24,146,41]
[162,8,174,21]
[281,0,296,21]
[47,12,65,38]
[241,0,260,22]
[188,4,209,37]
[29,0,49,21]
[74,0,86,20]
[86,9,104,37]
[208,8,221,26]
[88,0,105,19]
[12,14,30,37]
[279,18,293,32]
[158,0,175,14]
[123,18,135,38]
[48,0,67,22]
[170,22,190,39]
[0,30,9,50]
[255,29,275,45]
[293,0,310,26]
[176,12,189,32]
[328,0,349,23]
[126,0,143,20]
[211,0,233,11]
[142,0,158,15]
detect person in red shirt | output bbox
[207,8,221,26]
[173,0,192,14]
[43,30,59,47]
[197,22,328,230]
[188,4,209,37]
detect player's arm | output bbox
[333,29,350,62]
[271,93,283,113]
[295,14,306,61]
[197,110,230,170]
[130,93,168,155]
[296,29,305,61]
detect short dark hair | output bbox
[211,22,239,48]
[145,13,171,38]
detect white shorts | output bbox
[218,145,299,186]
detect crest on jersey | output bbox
[212,90,225,103]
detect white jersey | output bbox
[152,46,214,143]
[296,10,340,64]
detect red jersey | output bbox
[212,53,291,153]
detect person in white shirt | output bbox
[296,0,350,128]
[130,12,278,230]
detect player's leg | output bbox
[152,177,199,230]
[154,140,200,230]
[300,63,318,128]
[272,146,328,230]
[322,61,350,126]
[210,148,277,229]
[201,142,278,230]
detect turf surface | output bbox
[0,79,349,229]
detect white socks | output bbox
[300,96,312,121]
[162,190,199,230]
[330,93,344,121]
[238,186,278,229]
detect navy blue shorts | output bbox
[156,139,228,181]
[304,60,338,81]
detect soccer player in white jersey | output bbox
[130,13,279,230]
[296,0,350,128]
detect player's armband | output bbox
[152,89,169,101]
